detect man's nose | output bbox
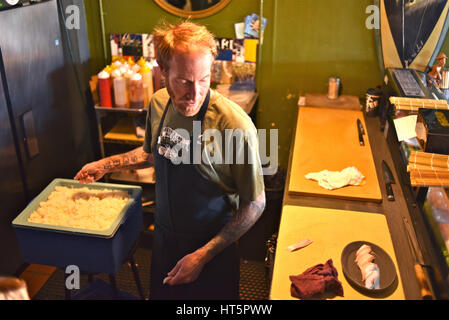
[188,82,202,101]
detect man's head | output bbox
[437,52,448,67]
[153,21,217,117]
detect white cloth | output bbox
[305,166,365,190]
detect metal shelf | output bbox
[95,105,148,114]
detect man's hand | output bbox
[74,146,153,184]
[163,250,208,286]
[74,161,106,184]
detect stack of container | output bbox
[98,57,154,109]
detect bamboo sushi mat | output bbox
[390,96,449,112]
[408,151,449,187]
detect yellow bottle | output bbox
[137,57,146,67]
[140,64,153,107]
[127,57,135,66]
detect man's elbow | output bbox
[253,190,266,216]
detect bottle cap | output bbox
[111,69,122,78]
[131,73,142,81]
[98,70,110,79]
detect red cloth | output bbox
[289,259,344,299]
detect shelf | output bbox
[215,85,258,114]
[103,118,144,144]
[95,105,148,114]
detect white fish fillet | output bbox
[286,239,313,252]
[305,166,365,190]
[356,244,371,256]
[355,244,380,289]
[364,265,380,289]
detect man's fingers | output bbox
[163,276,172,285]
[74,167,98,184]
[164,273,186,286]
[74,171,83,180]
[164,263,185,285]
[167,262,181,277]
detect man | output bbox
[427,52,447,87]
[75,21,265,300]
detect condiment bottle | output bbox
[129,73,145,108]
[127,56,135,66]
[98,70,112,108]
[132,63,141,74]
[122,68,134,108]
[137,57,146,67]
[112,69,127,108]
[140,64,154,107]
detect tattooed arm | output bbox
[74,146,154,184]
[163,191,266,285]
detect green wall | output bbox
[84,0,449,169]
[257,0,383,168]
[84,0,260,73]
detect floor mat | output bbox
[33,248,269,300]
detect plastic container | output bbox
[129,73,145,108]
[113,76,128,108]
[12,179,143,274]
[98,70,112,108]
[427,187,449,224]
[141,65,153,107]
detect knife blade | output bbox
[357,119,365,146]
[402,216,433,299]
[381,160,395,201]
[357,118,365,135]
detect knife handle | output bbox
[359,134,365,146]
[414,264,432,300]
[386,183,395,201]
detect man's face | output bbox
[162,46,213,117]
[438,57,447,67]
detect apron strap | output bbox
[154,90,211,237]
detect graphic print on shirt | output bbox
[157,126,190,162]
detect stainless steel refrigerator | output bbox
[0,0,97,275]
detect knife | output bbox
[357,119,365,146]
[402,216,433,300]
[381,160,395,201]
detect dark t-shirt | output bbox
[143,88,265,210]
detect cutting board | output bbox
[305,93,361,110]
[288,106,382,202]
[270,205,404,300]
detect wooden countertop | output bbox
[273,105,437,300]
[288,107,382,202]
[270,205,404,300]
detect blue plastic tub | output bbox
[12,179,143,274]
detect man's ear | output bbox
[158,60,168,78]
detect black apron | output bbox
[149,91,240,300]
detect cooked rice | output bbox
[28,186,130,231]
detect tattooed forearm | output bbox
[102,146,153,173]
[199,191,266,263]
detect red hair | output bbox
[153,21,217,70]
